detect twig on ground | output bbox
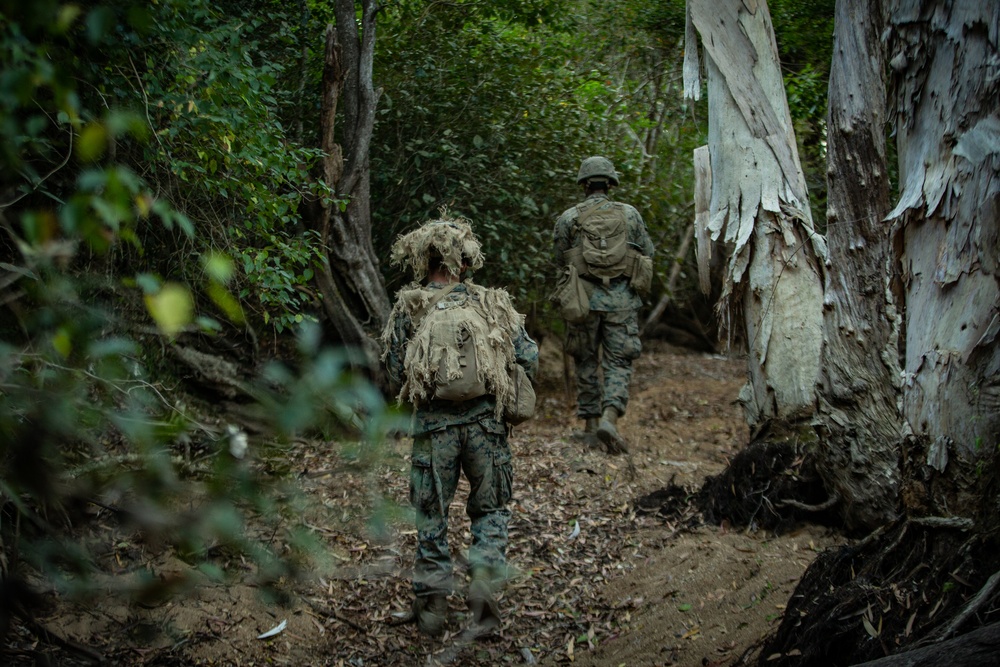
[302,596,369,633]
[777,494,839,512]
[931,569,1000,642]
[22,616,104,665]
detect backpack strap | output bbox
[574,198,607,229]
[412,283,462,328]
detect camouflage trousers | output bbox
[564,309,642,419]
[409,420,513,599]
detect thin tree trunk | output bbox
[307,1,390,364]
[886,1,1000,498]
[816,0,902,531]
[642,221,693,336]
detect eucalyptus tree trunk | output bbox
[685,0,827,429]
[307,0,390,364]
[886,1,1000,512]
[816,0,903,531]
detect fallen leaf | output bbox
[862,615,879,638]
[257,619,287,639]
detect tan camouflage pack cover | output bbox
[381,282,524,420]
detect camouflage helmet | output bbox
[576,156,619,186]
[389,209,485,281]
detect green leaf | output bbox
[52,328,73,358]
[203,252,236,284]
[77,123,107,162]
[145,283,194,337]
[207,282,246,325]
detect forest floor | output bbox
[9,339,849,667]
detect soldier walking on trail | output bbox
[380,213,539,638]
[552,156,655,453]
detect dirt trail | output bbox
[10,340,846,666]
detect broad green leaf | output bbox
[76,123,107,162]
[145,283,194,337]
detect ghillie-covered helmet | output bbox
[576,156,619,186]
[389,210,485,280]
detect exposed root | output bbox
[777,495,839,512]
[931,569,1000,642]
[634,481,704,530]
[755,518,1000,666]
[697,438,837,533]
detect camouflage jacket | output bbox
[382,280,539,436]
[552,193,655,312]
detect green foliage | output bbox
[0,0,394,626]
[770,0,836,225]
[372,0,706,319]
[124,0,335,333]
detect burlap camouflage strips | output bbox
[409,420,513,598]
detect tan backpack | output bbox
[564,199,653,294]
[576,199,631,281]
[405,284,490,401]
[384,282,533,422]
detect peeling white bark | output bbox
[693,145,712,295]
[686,0,827,426]
[888,1,1000,460]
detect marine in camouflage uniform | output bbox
[553,156,655,450]
[381,214,538,637]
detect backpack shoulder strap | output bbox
[412,283,462,326]
[575,198,626,231]
[574,198,606,228]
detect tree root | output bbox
[930,569,1000,642]
[697,438,837,533]
[776,494,839,512]
[755,519,1000,666]
[19,616,104,665]
[852,621,1000,667]
[910,516,974,531]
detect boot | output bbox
[597,407,627,453]
[413,594,448,637]
[467,578,502,634]
[570,417,601,448]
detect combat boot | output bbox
[467,578,502,634]
[570,416,601,448]
[597,407,627,453]
[412,594,448,637]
